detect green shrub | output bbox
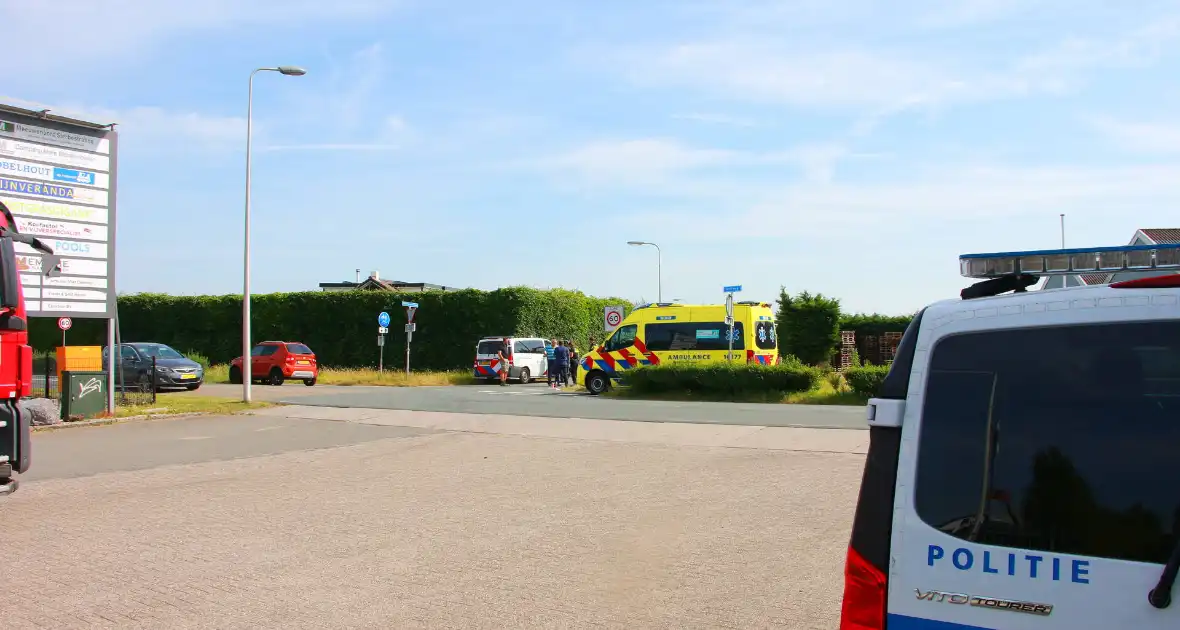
[624,363,820,396]
[184,350,211,370]
[844,364,890,397]
[28,287,630,370]
[776,288,842,366]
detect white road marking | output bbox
[254,426,286,432]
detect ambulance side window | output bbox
[604,325,637,352]
[914,322,1180,565]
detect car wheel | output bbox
[585,371,610,395]
[229,366,242,384]
[303,377,316,386]
[267,368,284,386]
[185,383,201,391]
[518,367,531,384]
[137,372,153,393]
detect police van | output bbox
[840,243,1180,629]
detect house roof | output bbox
[1138,228,1180,244]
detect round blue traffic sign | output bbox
[378,311,391,327]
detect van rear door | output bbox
[887,319,1180,629]
[475,338,505,377]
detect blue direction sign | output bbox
[377,311,391,327]
[401,301,418,308]
[723,285,742,293]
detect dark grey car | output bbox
[101,343,204,391]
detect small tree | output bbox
[776,288,842,366]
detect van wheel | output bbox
[229,366,242,384]
[585,371,610,395]
[518,367,531,384]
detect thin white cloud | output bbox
[257,143,401,152]
[593,9,1180,117]
[1082,116,1180,154]
[672,113,758,127]
[0,95,245,153]
[619,162,1180,240]
[535,138,887,186]
[542,138,738,184]
[0,0,399,77]
[1017,17,1180,74]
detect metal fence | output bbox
[31,355,59,400]
[30,353,156,407]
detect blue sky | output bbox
[3,0,1180,315]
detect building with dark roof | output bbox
[1042,228,1180,290]
[319,270,460,293]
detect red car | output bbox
[229,341,317,386]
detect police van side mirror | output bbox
[0,237,19,309]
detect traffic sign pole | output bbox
[723,286,741,362]
[58,317,72,348]
[377,312,391,372]
[402,301,418,375]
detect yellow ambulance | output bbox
[578,301,779,394]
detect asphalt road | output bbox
[25,413,434,482]
[198,382,868,429]
[13,408,860,628]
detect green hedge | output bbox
[844,364,890,397]
[623,363,820,396]
[27,287,630,370]
[839,313,913,337]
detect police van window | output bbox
[644,322,745,351]
[513,341,530,353]
[604,324,637,352]
[754,322,776,350]
[477,340,504,355]
[914,322,1180,565]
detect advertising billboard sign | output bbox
[0,105,116,318]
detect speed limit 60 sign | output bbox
[604,305,625,332]
[58,317,72,331]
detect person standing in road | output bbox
[568,341,579,386]
[498,338,511,386]
[545,339,557,387]
[553,340,570,389]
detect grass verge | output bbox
[109,393,274,418]
[605,379,870,406]
[203,365,476,387]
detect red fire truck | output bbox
[0,201,61,496]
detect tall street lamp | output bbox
[627,240,662,303]
[243,65,306,402]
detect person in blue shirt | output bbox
[545,339,557,386]
[553,340,570,389]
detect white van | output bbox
[473,336,551,383]
[840,242,1180,629]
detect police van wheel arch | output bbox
[585,371,610,395]
[517,367,531,384]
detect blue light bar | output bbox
[960,243,1180,279]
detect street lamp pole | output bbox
[627,241,662,303]
[243,66,306,402]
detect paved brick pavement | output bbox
[3,420,862,629]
